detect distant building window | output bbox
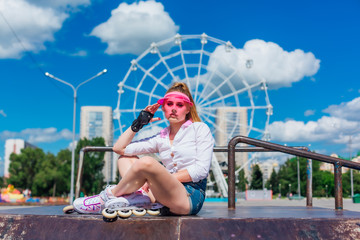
[88,112,103,139]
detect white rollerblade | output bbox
[102,190,163,221]
[63,185,116,214]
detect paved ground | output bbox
[0,198,359,239]
[0,198,358,217]
[233,198,360,212]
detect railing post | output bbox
[306,159,312,207]
[228,137,237,210]
[334,161,343,210]
[75,149,85,199]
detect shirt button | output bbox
[171,152,174,157]
[174,163,177,166]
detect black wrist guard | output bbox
[131,110,154,132]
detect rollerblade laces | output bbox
[70,185,116,214]
[72,194,105,214]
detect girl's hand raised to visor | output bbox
[145,103,161,123]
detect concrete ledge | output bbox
[0,215,179,240]
[180,218,360,239]
[1,214,360,240]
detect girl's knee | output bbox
[133,156,157,172]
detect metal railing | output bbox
[227,136,360,210]
[213,145,313,208]
[75,146,113,203]
[74,136,360,210]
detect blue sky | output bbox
[0,0,360,166]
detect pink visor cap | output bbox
[157,92,193,106]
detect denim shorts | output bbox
[183,178,207,215]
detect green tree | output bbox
[274,155,360,198]
[250,164,263,189]
[313,170,333,197]
[277,156,314,196]
[76,137,106,195]
[265,168,278,194]
[237,168,248,192]
[55,149,72,195]
[8,148,45,191]
[32,149,71,196]
[342,170,360,197]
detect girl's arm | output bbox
[113,103,161,155]
[113,127,137,155]
[186,123,215,182]
[172,169,192,183]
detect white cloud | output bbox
[268,96,360,153]
[90,0,179,55]
[323,97,360,121]
[207,39,320,89]
[252,151,290,165]
[304,109,315,116]
[0,127,72,143]
[70,50,88,57]
[0,0,90,59]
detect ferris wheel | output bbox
[113,33,272,144]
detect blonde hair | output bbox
[166,82,201,122]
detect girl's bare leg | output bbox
[117,155,138,177]
[117,155,156,202]
[112,156,190,215]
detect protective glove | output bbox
[131,110,154,132]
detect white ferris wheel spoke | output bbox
[200,81,263,108]
[194,41,206,102]
[123,85,163,100]
[176,36,191,89]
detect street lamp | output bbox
[346,128,360,197]
[289,183,292,195]
[348,134,356,198]
[332,123,359,198]
[297,157,301,197]
[45,69,107,204]
[325,184,328,198]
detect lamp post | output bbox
[279,183,281,198]
[333,123,359,198]
[297,157,301,197]
[347,128,360,198]
[325,184,328,198]
[349,135,354,198]
[45,69,107,204]
[289,183,291,196]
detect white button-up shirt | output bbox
[124,120,214,182]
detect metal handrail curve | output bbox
[227,136,360,210]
